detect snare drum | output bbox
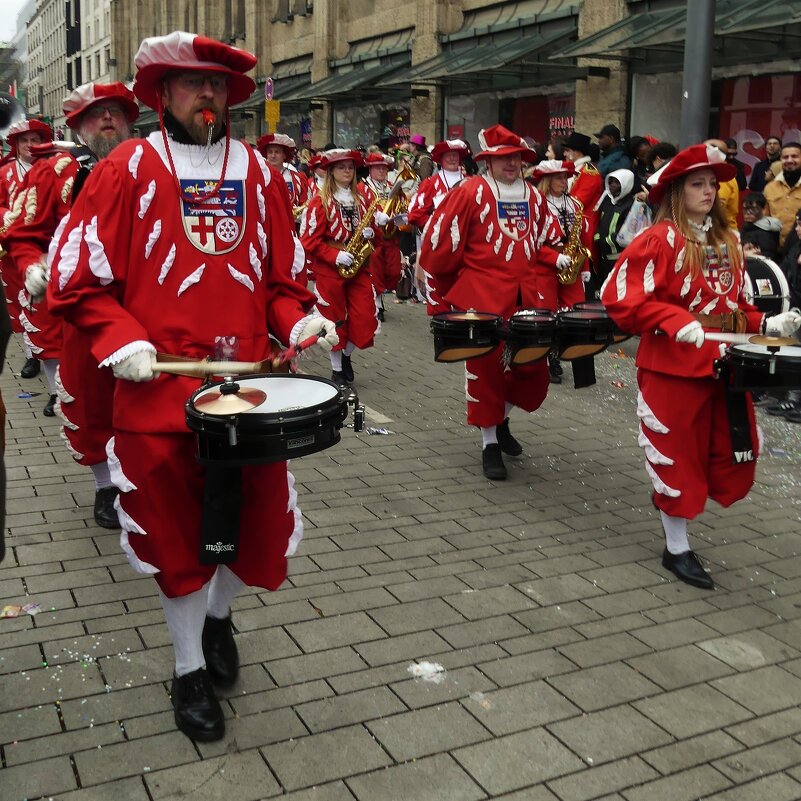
[725,343,801,392]
[502,310,557,365]
[555,310,616,361]
[431,311,501,362]
[185,374,349,465]
[744,254,790,314]
[573,301,632,345]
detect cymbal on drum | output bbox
[194,387,267,414]
[748,335,799,348]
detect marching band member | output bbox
[0,119,53,378]
[300,148,380,386]
[48,31,337,741]
[420,125,554,480]
[256,132,312,210]
[601,143,801,588]
[358,152,401,321]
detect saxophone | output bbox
[338,195,381,279]
[556,197,592,285]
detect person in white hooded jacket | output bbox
[592,168,638,295]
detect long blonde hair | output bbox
[654,175,742,279]
[319,163,358,217]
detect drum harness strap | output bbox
[693,309,747,334]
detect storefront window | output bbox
[333,102,410,149]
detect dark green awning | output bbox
[283,57,411,102]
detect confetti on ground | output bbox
[1,605,22,618]
[611,380,626,388]
[366,427,393,435]
[469,691,493,709]
[17,391,41,399]
[408,661,447,683]
[22,603,42,616]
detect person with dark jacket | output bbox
[593,168,637,293]
[595,124,631,178]
[740,193,781,260]
[748,135,782,193]
[725,138,748,191]
[782,210,801,309]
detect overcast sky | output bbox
[0,0,30,44]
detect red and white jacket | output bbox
[407,170,463,228]
[538,193,593,270]
[419,175,554,317]
[601,220,764,378]
[281,164,312,207]
[0,159,31,222]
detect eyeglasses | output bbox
[86,104,126,119]
[173,73,229,92]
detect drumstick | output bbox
[702,332,753,344]
[152,361,263,376]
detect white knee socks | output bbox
[330,350,343,371]
[481,426,498,448]
[661,511,690,555]
[344,341,357,356]
[159,583,210,677]
[42,359,59,394]
[90,461,113,490]
[504,402,514,419]
[207,565,246,620]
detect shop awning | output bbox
[282,56,411,101]
[550,0,801,60]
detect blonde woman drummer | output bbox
[601,143,801,589]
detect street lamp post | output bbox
[679,0,716,147]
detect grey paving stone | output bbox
[557,632,653,669]
[711,665,801,715]
[443,584,537,620]
[266,646,366,686]
[478,648,577,686]
[453,728,585,795]
[0,755,77,800]
[702,772,801,801]
[546,756,659,801]
[548,662,661,711]
[4,720,124,766]
[367,597,465,635]
[0,661,107,714]
[712,736,801,783]
[641,730,744,775]
[284,611,387,653]
[513,600,601,633]
[53,777,152,801]
[60,683,169,729]
[353,629,451,667]
[621,764,733,801]
[233,599,319,630]
[262,724,392,791]
[631,618,721,650]
[296,686,406,732]
[392,665,497,709]
[513,574,607,605]
[697,631,800,670]
[725,707,801,747]
[197,708,308,756]
[625,643,735,690]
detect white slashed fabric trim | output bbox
[725,297,738,311]
[643,259,656,293]
[298,208,308,238]
[59,429,84,462]
[99,340,155,367]
[330,217,341,235]
[144,220,162,260]
[308,206,317,236]
[55,365,75,403]
[85,216,115,285]
[423,269,436,296]
[22,331,42,355]
[475,183,483,205]
[699,298,718,315]
[719,343,728,358]
[249,242,262,281]
[430,216,443,250]
[55,398,78,430]
[257,222,268,258]
[314,283,331,307]
[227,264,254,292]
[638,430,674,465]
[493,233,503,255]
[177,263,206,296]
[674,247,686,273]
[637,390,670,434]
[60,176,75,204]
[688,288,703,311]
[56,220,85,290]
[645,460,681,498]
[479,202,490,223]
[680,272,692,297]
[54,156,72,177]
[505,242,514,262]
[253,150,272,187]
[48,214,70,268]
[284,469,304,556]
[16,289,25,308]
[465,368,479,403]
[256,184,266,222]
[485,221,494,243]
[523,240,531,259]
[106,437,137,492]
[18,310,40,334]
[23,186,37,224]
[450,216,460,252]
[158,243,176,285]
[666,226,675,248]
[138,179,156,220]
[291,235,304,278]
[128,144,144,179]
[615,259,628,300]
[120,526,159,574]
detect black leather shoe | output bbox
[93,487,119,529]
[331,370,350,387]
[549,357,563,376]
[171,668,225,741]
[341,353,355,382]
[662,548,714,590]
[377,308,385,322]
[496,418,523,456]
[482,444,507,480]
[202,615,239,688]
[42,394,57,417]
[20,357,40,378]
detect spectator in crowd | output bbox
[646,141,678,176]
[725,138,748,191]
[626,135,651,187]
[740,193,781,260]
[749,135,782,192]
[593,168,638,291]
[706,139,739,229]
[595,124,631,178]
[764,142,801,250]
[782,209,801,310]
[546,138,566,160]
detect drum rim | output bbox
[431,311,501,323]
[728,343,801,357]
[558,310,613,322]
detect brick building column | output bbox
[309,0,336,148]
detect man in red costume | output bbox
[419,124,554,480]
[0,119,53,378]
[256,132,311,211]
[2,83,138,529]
[49,31,337,742]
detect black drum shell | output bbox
[573,301,632,345]
[744,255,790,315]
[185,374,348,466]
[725,345,801,392]
[431,311,501,363]
[503,312,557,365]
[556,310,615,361]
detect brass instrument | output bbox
[338,195,381,279]
[381,161,416,239]
[292,201,308,221]
[556,197,592,285]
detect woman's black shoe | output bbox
[171,668,225,741]
[331,370,350,387]
[20,358,40,378]
[202,615,239,688]
[42,394,57,417]
[93,487,119,529]
[341,354,354,382]
[661,548,714,590]
[496,418,523,456]
[482,444,507,480]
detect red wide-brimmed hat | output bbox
[133,31,257,109]
[475,124,539,161]
[323,148,363,168]
[308,153,326,170]
[431,139,469,164]
[256,132,296,158]
[529,159,576,182]
[647,143,737,205]
[6,119,53,146]
[365,152,393,167]
[63,82,140,129]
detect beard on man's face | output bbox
[86,128,128,159]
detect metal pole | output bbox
[679,0,716,148]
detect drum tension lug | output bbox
[346,390,365,432]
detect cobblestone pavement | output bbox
[2,298,801,801]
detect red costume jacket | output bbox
[281,165,312,208]
[407,172,463,228]
[0,160,32,333]
[299,188,370,271]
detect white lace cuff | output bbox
[289,311,321,346]
[100,340,156,367]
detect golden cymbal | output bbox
[194,388,266,415]
[748,335,799,348]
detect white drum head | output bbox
[194,375,339,414]
[731,343,801,358]
[744,254,790,313]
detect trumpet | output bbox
[381,161,416,239]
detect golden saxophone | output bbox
[556,197,592,285]
[292,201,308,221]
[381,161,416,240]
[338,196,381,279]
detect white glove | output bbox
[112,350,155,382]
[581,271,592,284]
[374,211,390,227]
[335,251,354,268]
[362,227,375,240]
[394,213,408,227]
[556,254,572,271]
[25,261,48,299]
[675,320,705,349]
[764,310,801,337]
[299,317,339,353]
